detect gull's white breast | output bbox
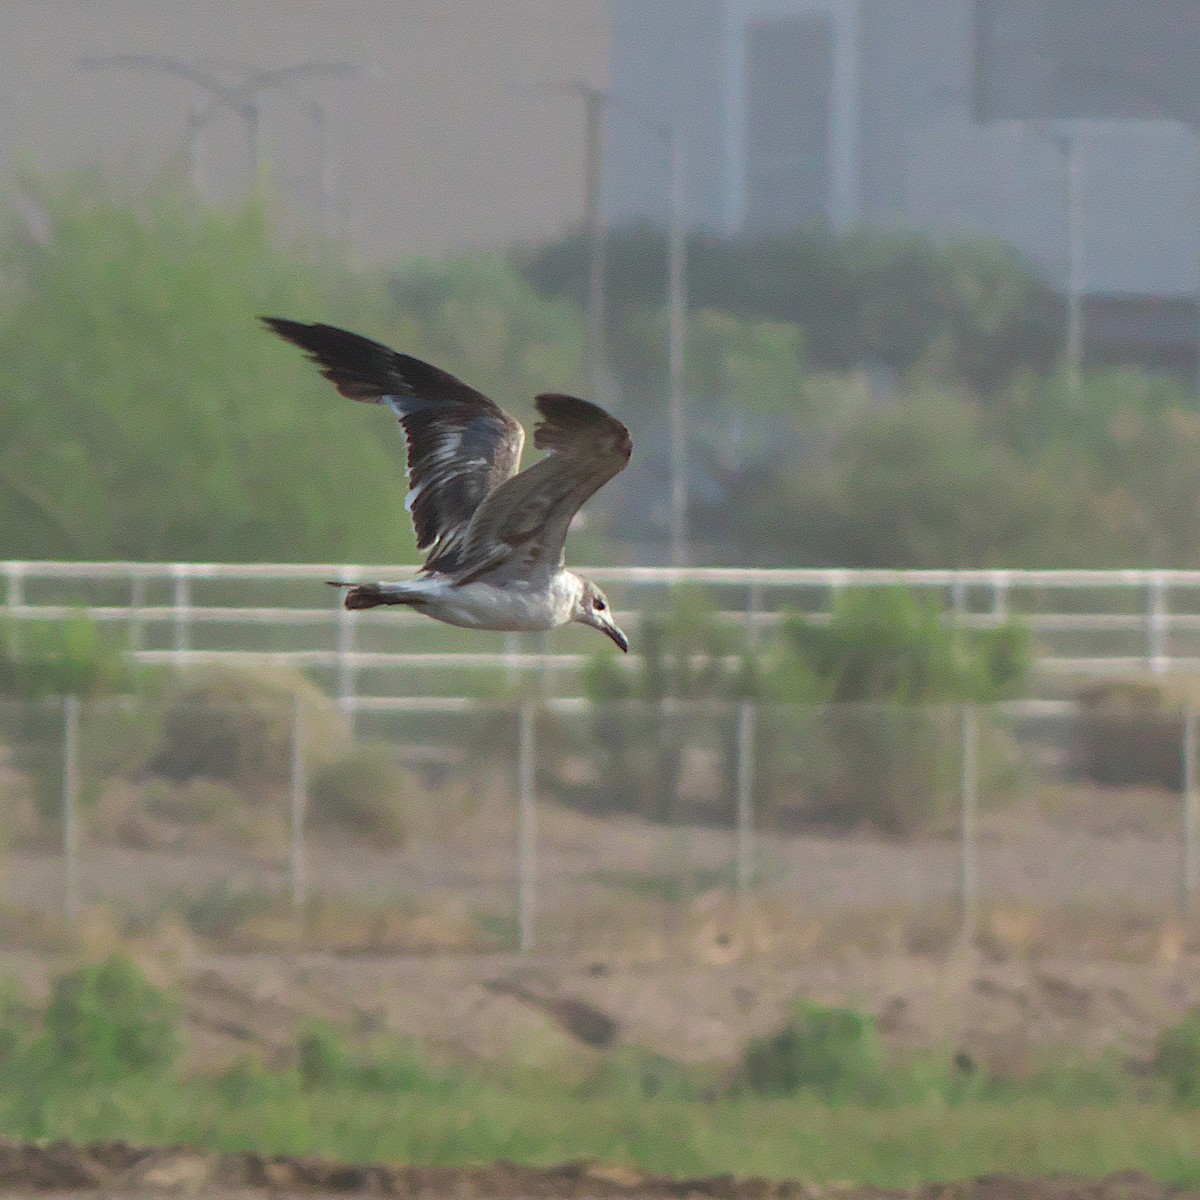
[413,571,582,632]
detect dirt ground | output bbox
[0,1139,1195,1199]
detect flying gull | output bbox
[262,318,632,652]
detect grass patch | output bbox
[3,1080,1200,1185]
[2,961,1200,1185]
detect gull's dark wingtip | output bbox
[260,315,310,342]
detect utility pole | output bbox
[539,83,690,565]
[665,127,688,566]
[1026,121,1084,389]
[583,88,607,408]
[80,55,360,219]
[539,81,610,406]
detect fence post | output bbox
[62,695,81,923]
[129,571,147,654]
[990,570,1009,624]
[734,701,756,902]
[290,694,307,917]
[1146,573,1168,674]
[6,562,24,654]
[958,703,979,946]
[517,698,537,953]
[951,577,967,626]
[335,566,357,733]
[1183,704,1198,919]
[170,563,191,661]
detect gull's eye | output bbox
[594,597,607,612]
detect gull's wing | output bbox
[261,318,524,573]
[450,393,632,585]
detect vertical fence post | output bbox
[734,701,756,902]
[1182,704,1198,920]
[62,695,80,923]
[6,562,25,654]
[129,571,147,654]
[504,633,520,687]
[290,694,307,917]
[958,703,979,946]
[170,563,191,661]
[990,570,1009,624]
[950,577,967,627]
[517,698,537,953]
[1147,573,1168,674]
[335,566,357,734]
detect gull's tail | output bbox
[326,580,387,611]
[326,581,426,611]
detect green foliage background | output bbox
[1,173,1199,569]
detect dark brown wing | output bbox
[262,318,524,573]
[450,393,632,585]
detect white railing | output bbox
[6,561,1200,711]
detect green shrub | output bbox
[0,615,137,701]
[43,955,179,1079]
[1152,1009,1200,1102]
[740,1001,887,1102]
[581,591,756,821]
[297,1020,354,1089]
[758,588,1026,834]
[309,743,408,844]
[296,1021,456,1095]
[147,666,347,792]
[182,880,275,940]
[774,587,1029,704]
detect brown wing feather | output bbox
[262,318,524,573]
[451,393,632,585]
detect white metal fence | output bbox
[7,562,1200,711]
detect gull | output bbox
[262,318,632,652]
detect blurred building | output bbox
[606,0,1200,375]
[0,0,609,261]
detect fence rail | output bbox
[7,562,1200,710]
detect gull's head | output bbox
[572,577,629,653]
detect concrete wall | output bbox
[0,0,609,261]
[604,0,1200,297]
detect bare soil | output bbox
[0,1138,1195,1199]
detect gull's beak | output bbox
[602,620,629,653]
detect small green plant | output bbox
[296,1020,458,1095]
[182,880,275,940]
[1152,1009,1200,1103]
[739,1000,887,1102]
[309,743,408,844]
[297,1020,354,1089]
[43,954,179,1080]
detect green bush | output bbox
[309,743,409,844]
[147,666,347,792]
[758,588,1026,834]
[1152,1010,1200,1103]
[0,615,137,700]
[581,591,755,822]
[296,1020,457,1095]
[740,1001,888,1102]
[182,880,275,940]
[297,1020,354,1089]
[43,955,179,1080]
